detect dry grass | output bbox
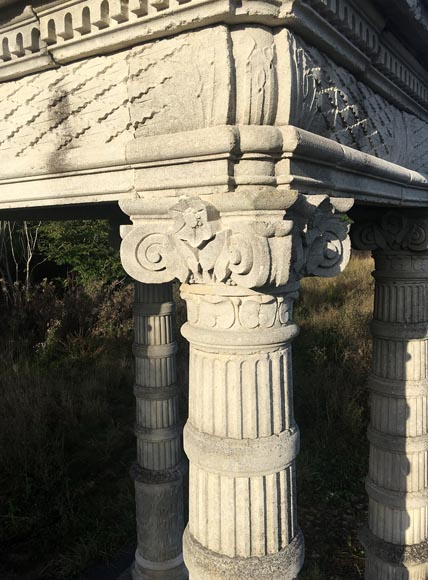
[296,251,374,579]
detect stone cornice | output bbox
[0,0,282,80]
[279,126,428,204]
[3,125,428,213]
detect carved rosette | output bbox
[120,193,353,290]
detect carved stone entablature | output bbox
[304,0,428,107]
[2,17,428,180]
[119,193,352,290]
[1,0,428,132]
[277,31,428,173]
[0,0,282,78]
[352,211,428,253]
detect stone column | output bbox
[131,281,188,580]
[353,211,428,580]
[181,283,303,579]
[120,192,352,579]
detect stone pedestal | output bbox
[131,282,188,580]
[353,212,428,580]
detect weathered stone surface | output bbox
[120,193,351,287]
[131,282,188,580]
[352,211,428,580]
[0,26,231,159]
[276,31,428,173]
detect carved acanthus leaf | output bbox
[121,196,294,288]
[291,195,352,279]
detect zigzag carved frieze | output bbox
[0,26,230,159]
[2,17,428,176]
[1,0,428,121]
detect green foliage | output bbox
[38,220,123,286]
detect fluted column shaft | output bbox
[120,191,352,579]
[363,250,428,579]
[181,282,304,580]
[132,282,188,580]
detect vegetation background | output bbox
[0,220,374,580]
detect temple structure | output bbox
[1,0,428,577]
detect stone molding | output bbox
[183,529,305,580]
[2,123,428,213]
[360,527,428,567]
[183,420,300,477]
[120,192,352,289]
[0,0,282,79]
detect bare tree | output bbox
[0,221,44,303]
[20,221,42,300]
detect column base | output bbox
[361,528,428,580]
[183,527,304,580]
[132,552,188,580]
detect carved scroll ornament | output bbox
[352,211,428,252]
[120,194,352,289]
[292,194,352,279]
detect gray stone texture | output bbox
[131,282,187,580]
[353,211,428,579]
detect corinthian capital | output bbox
[290,194,353,279]
[120,193,353,289]
[352,210,428,252]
